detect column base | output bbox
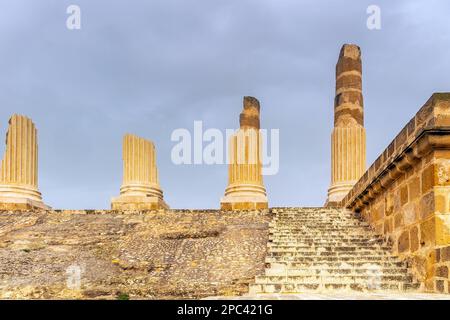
[111,195,169,211]
[221,183,268,210]
[0,184,50,210]
[325,181,356,207]
[0,196,51,210]
[220,195,268,211]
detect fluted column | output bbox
[220,96,268,210]
[0,114,49,210]
[111,134,168,210]
[326,44,366,206]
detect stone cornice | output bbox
[342,93,450,211]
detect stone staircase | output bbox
[249,207,421,294]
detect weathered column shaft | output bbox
[0,115,38,187]
[327,44,367,205]
[112,134,168,210]
[0,114,49,210]
[228,129,263,185]
[331,127,366,183]
[221,96,268,210]
[122,134,158,187]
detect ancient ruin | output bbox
[111,134,168,210]
[220,96,268,210]
[0,114,49,210]
[342,92,450,293]
[326,44,366,206]
[1,44,450,299]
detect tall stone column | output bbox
[220,96,268,210]
[0,114,49,210]
[326,44,366,206]
[111,134,168,210]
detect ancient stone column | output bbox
[111,134,168,210]
[0,114,50,210]
[326,44,366,206]
[220,96,268,210]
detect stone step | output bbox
[270,232,381,236]
[267,251,392,257]
[249,207,419,295]
[265,256,401,263]
[270,230,372,234]
[254,274,414,284]
[268,238,379,242]
[274,216,357,220]
[271,227,371,230]
[267,261,406,268]
[264,267,409,276]
[268,240,386,245]
[267,245,391,251]
[267,242,387,247]
[271,219,367,222]
[271,221,368,224]
[248,282,421,294]
[268,236,383,241]
[270,231,376,234]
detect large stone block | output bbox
[421,165,435,194]
[419,192,435,220]
[409,177,421,201]
[398,230,410,253]
[400,185,409,206]
[403,203,417,226]
[435,215,450,245]
[435,265,449,278]
[442,246,450,262]
[420,217,436,248]
[410,225,420,252]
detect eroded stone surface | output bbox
[0,209,270,299]
[221,96,268,210]
[111,134,168,210]
[326,44,366,205]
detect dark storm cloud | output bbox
[0,0,449,209]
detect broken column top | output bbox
[335,44,364,127]
[336,43,362,77]
[339,44,361,60]
[239,96,260,129]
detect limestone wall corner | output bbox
[342,93,450,293]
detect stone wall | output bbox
[342,93,450,293]
[0,209,271,299]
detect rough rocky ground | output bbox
[0,209,271,299]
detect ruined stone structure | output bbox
[250,207,420,294]
[0,114,49,210]
[111,134,168,210]
[2,45,450,299]
[326,44,366,206]
[342,93,450,293]
[220,96,268,210]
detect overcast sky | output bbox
[0,0,449,209]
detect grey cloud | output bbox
[0,0,448,209]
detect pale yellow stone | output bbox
[111,134,168,210]
[326,44,366,205]
[435,215,450,246]
[220,97,268,210]
[0,114,49,210]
